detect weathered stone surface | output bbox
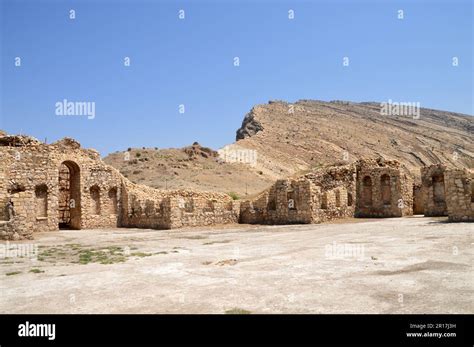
[0,135,238,240]
[355,158,413,218]
[240,158,414,224]
[444,168,473,222]
[1,131,470,241]
[421,164,449,217]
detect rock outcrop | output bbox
[236,108,264,140]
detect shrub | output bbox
[227,191,239,200]
[6,271,21,276]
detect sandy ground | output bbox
[0,216,472,314]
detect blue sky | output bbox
[1,0,472,156]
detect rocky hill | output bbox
[105,100,473,196]
[235,100,473,178]
[103,142,273,199]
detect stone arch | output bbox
[381,174,391,206]
[108,187,118,214]
[362,176,373,207]
[432,174,445,203]
[35,184,48,217]
[90,185,101,215]
[58,161,81,229]
[335,190,341,207]
[413,184,424,215]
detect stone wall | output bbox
[241,159,413,225]
[444,168,473,222]
[1,131,469,240]
[413,183,425,215]
[241,179,314,225]
[240,164,357,225]
[421,165,448,217]
[0,134,239,240]
[121,181,239,229]
[305,165,356,223]
[313,185,356,223]
[0,137,124,240]
[119,181,171,229]
[355,159,413,218]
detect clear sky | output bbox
[1,0,472,156]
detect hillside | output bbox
[103,142,273,199]
[104,100,473,196]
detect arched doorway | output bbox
[58,161,81,229]
[362,176,373,207]
[432,174,445,204]
[108,187,118,214]
[381,174,391,206]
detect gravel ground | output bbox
[0,216,472,314]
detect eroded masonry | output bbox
[0,135,238,240]
[240,158,414,224]
[0,134,472,240]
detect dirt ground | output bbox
[0,216,472,314]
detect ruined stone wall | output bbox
[305,165,356,223]
[421,165,448,217]
[304,165,356,192]
[413,183,425,215]
[241,159,415,225]
[0,135,239,240]
[120,182,239,229]
[312,185,356,223]
[355,159,413,217]
[445,168,473,222]
[274,179,313,224]
[240,164,357,225]
[240,179,314,224]
[239,189,270,224]
[119,180,171,229]
[0,137,124,240]
[2,131,468,240]
[168,193,239,228]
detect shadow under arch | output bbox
[58,160,81,229]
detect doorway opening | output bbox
[58,161,81,229]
